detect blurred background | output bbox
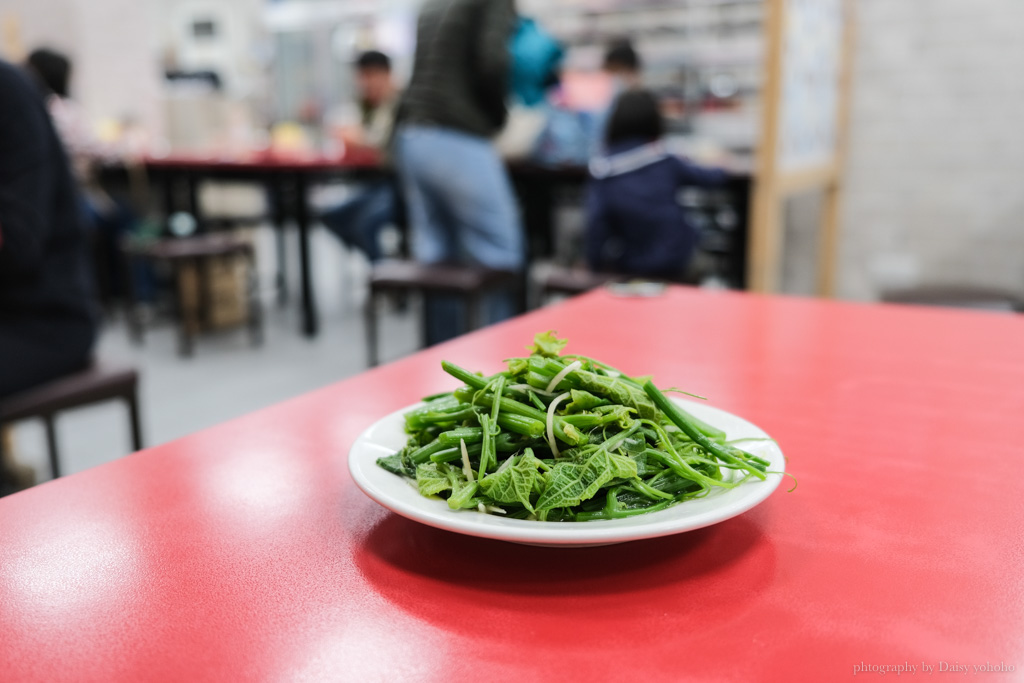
[1,0,1022,491]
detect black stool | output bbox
[365,260,521,366]
[881,286,1024,313]
[535,265,619,302]
[123,233,263,356]
[0,363,143,480]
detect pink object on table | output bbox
[1,287,1023,681]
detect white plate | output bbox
[349,397,784,547]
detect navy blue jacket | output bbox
[0,61,98,397]
[585,139,727,279]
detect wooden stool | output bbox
[123,233,263,356]
[364,260,521,366]
[0,364,143,480]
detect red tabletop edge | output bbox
[1,287,1023,683]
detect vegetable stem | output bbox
[642,382,766,481]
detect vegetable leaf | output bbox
[447,479,480,509]
[609,453,639,480]
[479,452,542,513]
[507,357,529,376]
[571,369,657,420]
[416,463,452,496]
[593,404,637,429]
[535,448,626,512]
[377,453,414,477]
[565,389,609,413]
[528,331,568,358]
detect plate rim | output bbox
[348,397,784,546]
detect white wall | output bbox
[839,0,1024,299]
[0,0,77,61]
[2,0,163,135]
[77,0,165,134]
[152,0,268,98]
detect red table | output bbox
[2,288,1023,681]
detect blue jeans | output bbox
[320,180,396,262]
[395,125,524,345]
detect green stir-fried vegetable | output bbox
[376,331,770,522]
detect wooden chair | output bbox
[0,363,142,480]
[364,260,521,366]
[122,233,263,356]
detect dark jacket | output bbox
[400,0,516,138]
[585,139,727,279]
[0,61,97,376]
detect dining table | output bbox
[135,153,599,340]
[2,286,1022,681]
[142,150,385,339]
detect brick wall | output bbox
[839,0,1024,299]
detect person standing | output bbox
[25,48,137,304]
[394,0,524,346]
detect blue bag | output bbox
[508,17,564,107]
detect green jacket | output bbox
[400,0,516,139]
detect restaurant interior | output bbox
[1,0,1022,679]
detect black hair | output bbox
[605,89,663,147]
[603,41,640,73]
[355,50,391,72]
[26,48,71,98]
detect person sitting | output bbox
[320,50,400,262]
[25,47,138,305]
[587,40,644,157]
[0,59,100,490]
[0,58,99,396]
[584,89,728,281]
[603,40,643,91]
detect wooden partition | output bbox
[1,13,24,61]
[749,0,854,295]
